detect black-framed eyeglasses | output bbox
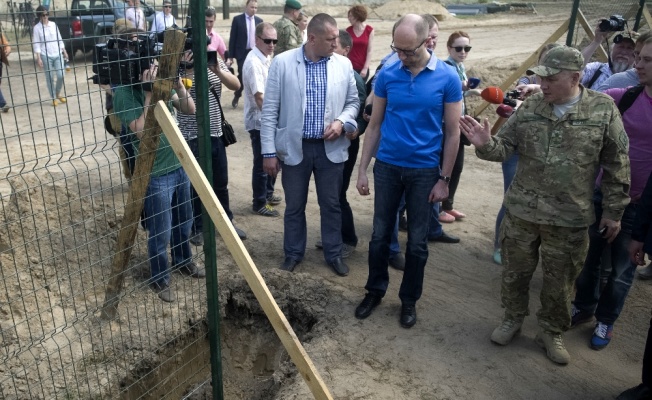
[390,39,426,57]
[453,46,472,53]
[258,37,278,45]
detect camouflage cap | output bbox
[285,0,302,10]
[526,46,584,77]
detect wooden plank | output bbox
[474,18,569,118]
[154,102,334,400]
[643,4,652,30]
[100,29,188,320]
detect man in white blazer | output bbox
[260,13,359,276]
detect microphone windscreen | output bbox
[468,77,481,89]
[496,104,514,119]
[343,121,357,133]
[481,87,505,104]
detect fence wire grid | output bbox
[0,0,224,398]
[567,0,649,48]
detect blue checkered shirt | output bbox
[302,50,328,139]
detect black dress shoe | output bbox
[231,95,239,108]
[280,258,300,272]
[355,293,382,319]
[328,257,349,276]
[428,231,460,244]
[400,303,417,328]
[617,384,652,400]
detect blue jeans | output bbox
[573,191,638,325]
[366,160,437,305]
[428,201,443,239]
[143,168,193,287]
[40,53,65,100]
[281,140,344,263]
[494,153,519,249]
[187,136,233,234]
[249,129,276,210]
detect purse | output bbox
[209,86,237,147]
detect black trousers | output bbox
[441,141,465,211]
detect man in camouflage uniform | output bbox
[460,46,630,365]
[273,0,302,55]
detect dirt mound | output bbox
[373,0,452,20]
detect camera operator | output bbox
[112,58,199,303]
[175,50,248,244]
[580,20,636,89]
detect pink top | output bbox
[604,87,652,200]
[345,24,373,72]
[207,29,227,59]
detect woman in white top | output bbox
[151,0,176,33]
[33,5,68,106]
[297,12,308,44]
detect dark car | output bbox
[49,0,156,57]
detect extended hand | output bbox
[459,115,492,147]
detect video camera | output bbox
[91,35,158,86]
[503,90,520,107]
[599,15,626,32]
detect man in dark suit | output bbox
[227,0,262,108]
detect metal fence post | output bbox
[566,0,582,46]
[190,0,225,398]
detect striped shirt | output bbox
[177,59,229,140]
[302,50,328,139]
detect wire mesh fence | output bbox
[0,0,224,398]
[567,0,649,47]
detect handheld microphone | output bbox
[496,104,514,119]
[343,120,357,134]
[481,87,505,104]
[468,77,481,89]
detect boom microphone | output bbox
[481,87,505,104]
[496,104,514,119]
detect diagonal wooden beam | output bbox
[154,102,334,400]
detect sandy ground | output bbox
[1,6,651,400]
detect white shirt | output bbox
[245,14,256,50]
[151,11,175,33]
[125,6,146,31]
[32,21,65,57]
[242,47,271,131]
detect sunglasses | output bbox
[41,13,49,17]
[163,5,171,7]
[258,37,278,45]
[453,46,472,53]
[390,39,427,57]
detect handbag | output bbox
[209,86,237,147]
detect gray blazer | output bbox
[260,47,360,166]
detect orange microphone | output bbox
[481,87,505,105]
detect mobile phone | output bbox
[207,50,217,67]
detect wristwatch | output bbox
[439,175,451,184]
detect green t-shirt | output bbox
[113,86,181,177]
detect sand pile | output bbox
[373,0,452,20]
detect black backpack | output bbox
[617,84,644,115]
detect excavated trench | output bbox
[119,271,332,399]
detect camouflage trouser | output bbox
[500,212,589,333]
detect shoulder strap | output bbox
[586,68,603,89]
[617,84,645,116]
[444,59,454,67]
[209,85,226,122]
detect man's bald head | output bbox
[393,14,428,43]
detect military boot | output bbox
[535,330,571,365]
[490,319,523,345]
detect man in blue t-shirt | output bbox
[354,14,463,328]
